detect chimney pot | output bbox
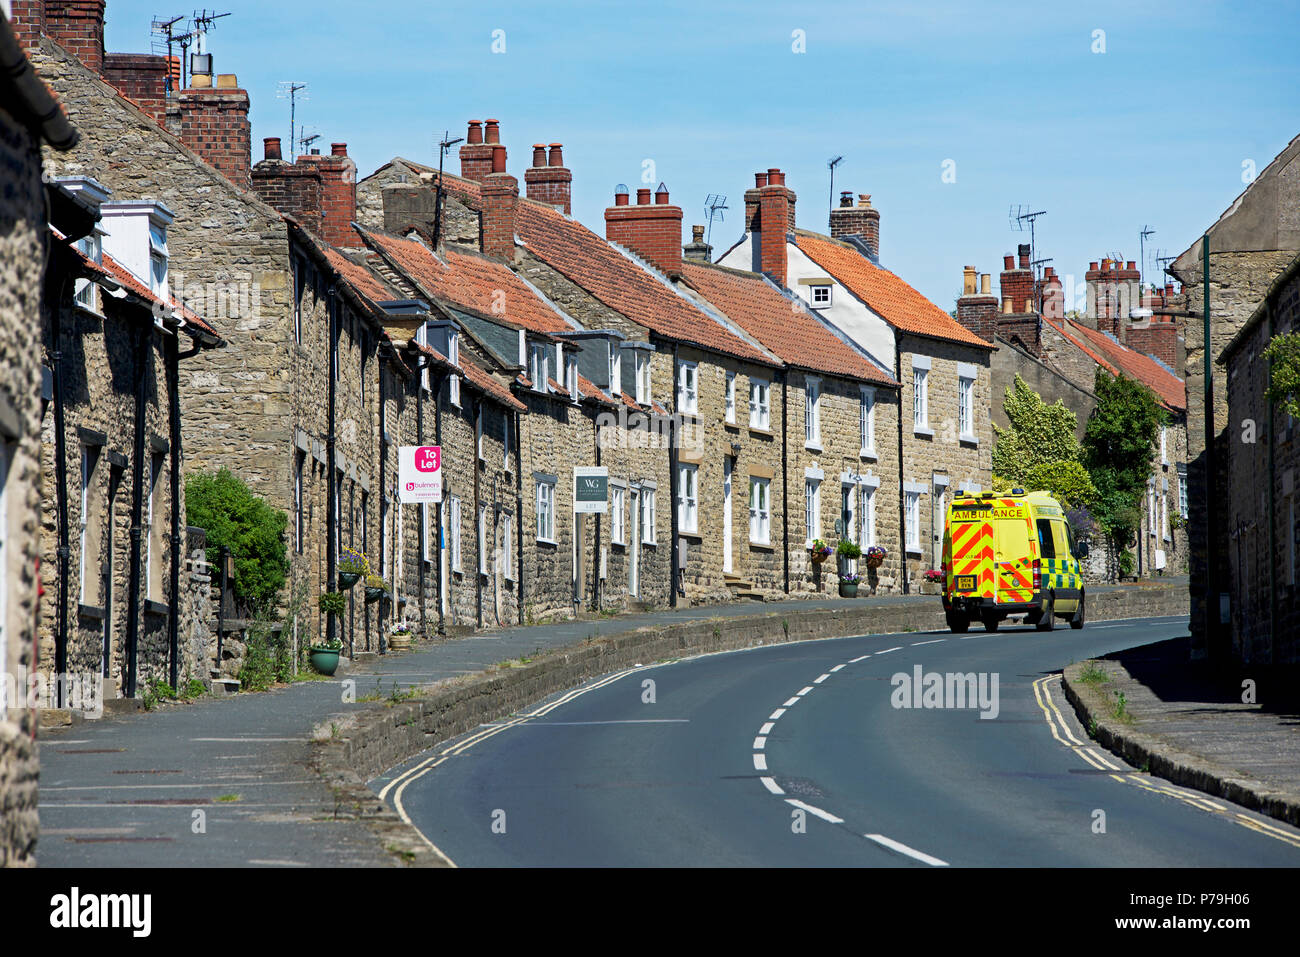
[1126,260,1136,271]
[839,191,853,208]
[264,137,282,161]
[490,144,507,174]
[962,265,977,296]
[980,273,991,295]
[636,188,651,205]
[655,183,669,205]
[692,224,705,242]
[532,144,547,167]
[614,190,629,207]
[1003,255,1015,270]
[1090,261,1099,271]
[467,120,483,144]
[548,143,563,167]
[331,142,347,157]
[484,119,501,144]
[857,193,871,208]
[755,172,768,188]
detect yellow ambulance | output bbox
[940,488,1087,633]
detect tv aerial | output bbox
[277,82,309,160]
[704,194,728,245]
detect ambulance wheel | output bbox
[981,612,1000,632]
[1070,591,1085,629]
[946,611,970,633]
[1035,595,1055,631]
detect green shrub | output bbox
[186,469,289,613]
[238,622,294,692]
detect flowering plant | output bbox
[339,545,369,576]
[809,539,834,559]
[923,568,944,583]
[864,545,887,564]
[839,571,861,585]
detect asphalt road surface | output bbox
[376,615,1300,866]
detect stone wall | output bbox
[0,91,49,869]
[993,336,1096,441]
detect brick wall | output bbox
[295,144,356,248]
[252,139,324,235]
[605,188,683,276]
[102,52,171,126]
[44,0,104,73]
[829,192,880,260]
[177,83,251,190]
[523,143,571,214]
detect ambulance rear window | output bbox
[994,516,1030,557]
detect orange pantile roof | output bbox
[322,246,398,308]
[679,262,897,387]
[515,200,779,366]
[793,232,992,351]
[1060,320,1186,412]
[358,226,574,334]
[412,342,526,412]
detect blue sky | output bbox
[105,0,1299,309]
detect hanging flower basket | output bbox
[338,545,369,590]
[338,571,361,590]
[809,539,833,564]
[864,546,886,569]
[364,575,390,604]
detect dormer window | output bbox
[609,347,621,394]
[447,328,461,407]
[566,355,578,402]
[529,342,548,393]
[148,220,168,297]
[74,231,103,310]
[809,284,832,307]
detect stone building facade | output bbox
[1219,252,1300,664]
[0,6,78,866]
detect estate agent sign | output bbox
[574,466,608,513]
[399,446,443,503]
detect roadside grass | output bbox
[1077,660,1108,686]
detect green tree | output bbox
[1081,370,1168,551]
[991,375,1081,483]
[1263,331,1300,418]
[186,469,289,613]
[1024,460,1097,508]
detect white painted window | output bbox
[1179,474,1188,519]
[861,485,877,547]
[805,478,821,545]
[449,497,462,571]
[74,233,101,309]
[635,352,652,405]
[536,480,555,542]
[641,487,657,543]
[805,377,821,448]
[147,452,164,600]
[677,362,698,415]
[422,502,433,563]
[749,477,771,545]
[1159,426,1168,465]
[566,355,578,401]
[1148,483,1157,536]
[611,484,626,545]
[503,512,513,580]
[905,490,921,550]
[148,221,168,297]
[854,390,875,461]
[725,371,736,423]
[448,330,461,407]
[1161,493,1169,542]
[503,413,511,470]
[609,349,621,394]
[79,446,96,605]
[913,368,928,431]
[478,505,488,574]
[476,408,484,461]
[529,343,548,393]
[677,464,698,533]
[809,284,831,307]
[958,374,974,440]
[748,379,770,430]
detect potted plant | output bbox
[838,571,861,598]
[835,538,861,576]
[388,624,413,652]
[864,545,886,569]
[809,539,833,564]
[364,575,390,605]
[338,545,368,590]
[311,591,347,675]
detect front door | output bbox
[723,458,733,573]
[629,489,640,597]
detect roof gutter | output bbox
[0,17,79,150]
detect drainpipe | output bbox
[377,355,387,653]
[669,342,680,607]
[167,329,183,689]
[432,364,446,636]
[593,409,602,612]
[474,397,483,629]
[416,356,427,636]
[326,290,338,649]
[896,347,909,595]
[515,408,524,624]
[50,271,71,703]
[1202,235,1220,658]
[123,319,149,698]
[781,372,789,593]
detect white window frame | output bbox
[476,408,485,462]
[1179,473,1188,520]
[958,374,975,441]
[804,478,821,545]
[677,362,698,416]
[529,342,548,394]
[809,283,832,307]
[635,351,652,405]
[861,484,877,547]
[448,329,461,407]
[725,371,736,424]
[905,490,921,551]
[1160,426,1168,465]
[677,464,698,534]
[536,480,556,543]
[74,232,101,310]
[449,497,462,571]
[860,386,876,457]
[748,379,770,430]
[912,367,929,432]
[1161,492,1169,542]
[609,349,621,395]
[566,355,578,402]
[611,483,627,545]
[478,504,489,575]
[749,476,771,545]
[641,487,657,544]
[502,511,514,580]
[805,376,821,449]
[503,413,512,471]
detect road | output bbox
[376,615,1300,866]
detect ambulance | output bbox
[940,488,1088,633]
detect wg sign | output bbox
[399,446,443,503]
[574,466,608,514]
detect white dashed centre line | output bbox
[759,722,775,735]
[753,753,768,771]
[849,654,872,663]
[865,833,950,867]
[786,799,844,824]
[876,646,902,655]
[911,639,946,646]
[814,674,831,684]
[829,664,846,672]
[769,708,787,720]
[753,736,767,750]
[760,777,784,795]
[797,686,815,696]
[782,697,800,708]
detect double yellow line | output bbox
[1032,674,1300,850]
[376,666,644,866]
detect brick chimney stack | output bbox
[178,73,251,189]
[251,136,325,235]
[684,224,713,263]
[757,169,794,288]
[744,171,768,232]
[829,192,881,261]
[955,265,998,342]
[103,53,173,126]
[605,182,684,276]
[40,0,105,73]
[1085,257,1142,339]
[998,244,1035,315]
[1040,266,1064,320]
[481,143,518,260]
[459,119,495,183]
[292,142,358,248]
[524,141,572,213]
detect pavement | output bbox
[35,578,1227,868]
[379,615,1300,866]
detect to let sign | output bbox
[574,466,608,514]
[399,446,443,503]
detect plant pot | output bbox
[364,586,386,605]
[338,571,361,590]
[388,633,412,652]
[865,557,883,570]
[810,552,829,564]
[838,582,859,598]
[308,646,341,676]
